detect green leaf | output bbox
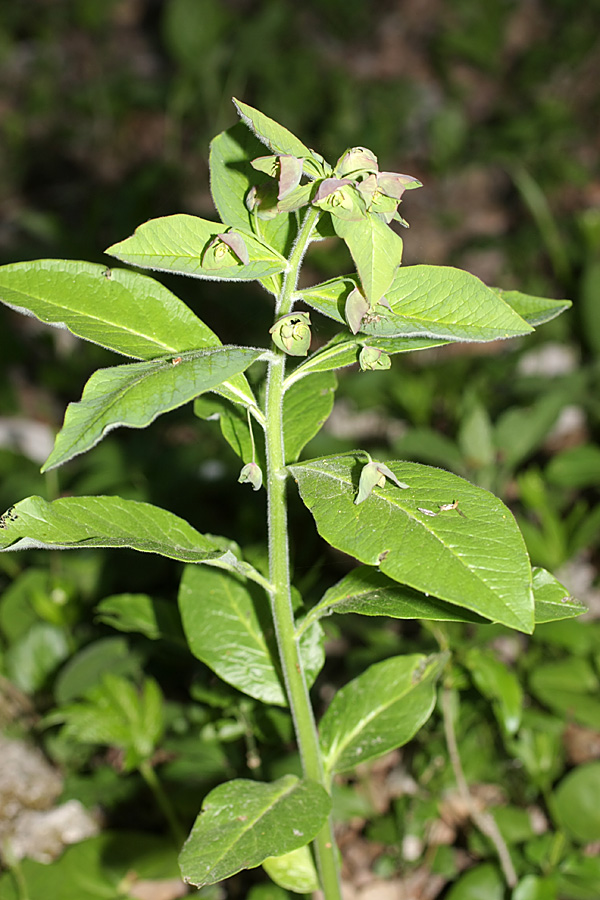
[43,346,263,470]
[179,565,324,706]
[95,593,184,643]
[533,567,586,623]
[303,566,488,631]
[319,652,446,775]
[263,845,320,894]
[528,657,600,730]
[494,287,571,326]
[5,622,69,693]
[546,444,600,489]
[54,635,140,703]
[0,495,227,564]
[333,216,403,306]
[233,98,313,160]
[283,371,336,463]
[106,214,287,282]
[51,673,164,771]
[210,124,296,263]
[513,874,558,900]
[178,775,331,887]
[464,647,523,734]
[0,259,223,359]
[444,863,504,900]
[289,455,534,632]
[194,393,258,464]
[553,762,600,843]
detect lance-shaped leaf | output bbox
[0,495,227,564]
[178,565,324,706]
[106,214,287,282]
[302,567,488,633]
[319,653,447,775]
[43,346,263,471]
[532,567,586,623]
[283,371,336,463]
[233,98,314,162]
[333,216,403,306]
[179,775,331,888]
[289,455,535,632]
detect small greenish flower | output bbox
[202,232,249,269]
[269,312,311,356]
[355,460,409,505]
[312,178,366,221]
[335,146,379,179]
[359,346,391,371]
[246,184,280,220]
[238,462,263,491]
[345,287,370,335]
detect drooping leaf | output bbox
[94,594,184,643]
[319,652,447,775]
[303,567,488,630]
[179,565,324,706]
[289,455,534,632]
[532,567,586,623]
[106,214,287,282]
[0,495,227,564]
[43,346,263,470]
[179,775,331,887]
[233,98,313,161]
[333,216,403,306]
[283,371,336,463]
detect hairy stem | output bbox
[265,207,342,899]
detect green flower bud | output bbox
[202,231,249,269]
[355,460,409,505]
[312,178,366,221]
[335,146,379,178]
[359,346,392,371]
[238,462,263,491]
[246,183,279,219]
[269,312,311,356]
[345,287,370,334]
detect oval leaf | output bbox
[43,346,263,470]
[106,214,287,281]
[179,565,324,706]
[0,495,226,564]
[553,762,600,843]
[179,775,331,887]
[289,455,534,632]
[319,653,447,775]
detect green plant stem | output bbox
[265,207,342,900]
[139,759,186,848]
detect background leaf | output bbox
[179,775,331,887]
[319,652,447,775]
[552,762,600,843]
[290,455,534,632]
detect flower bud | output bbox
[355,460,409,505]
[345,287,370,334]
[269,312,311,357]
[202,232,249,269]
[312,178,365,221]
[359,346,391,371]
[335,146,379,178]
[238,462,263,491]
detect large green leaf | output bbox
[289,455,534,632]
[179,565,324,706]
[210,124,296,262]
[233,98,314,160]
[0,495,226,563]
[0,259,222,358]
[299,268,533,342]
[106,214,287,281]
[179,775,331,887]
[283,371,336,463]
[333,216,403,306]
[319,653,447,775]
[43,346,263,470]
